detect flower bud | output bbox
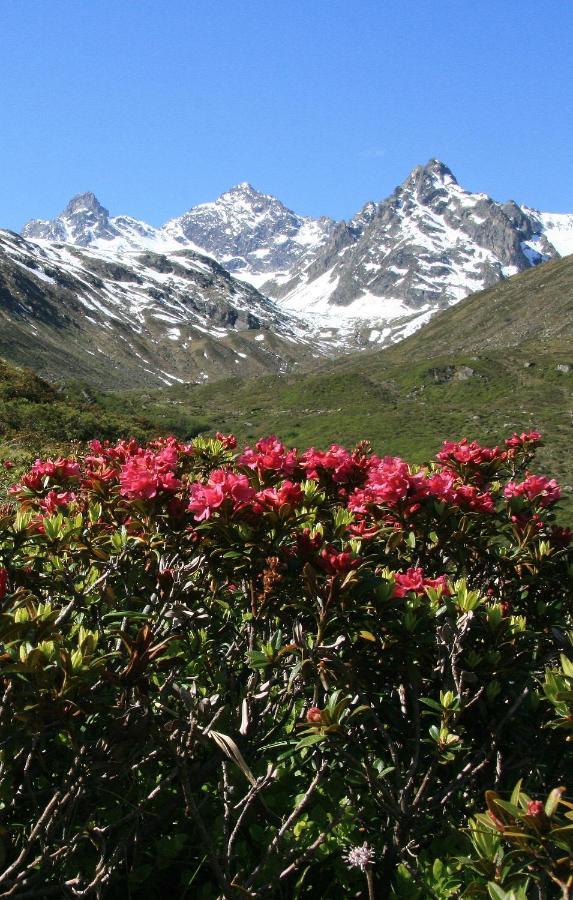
[306,706,322,724]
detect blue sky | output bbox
[1,0,572,230]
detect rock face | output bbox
[23,193,167,252]
[269,160,562,328]
[24,193,117,245]
[0,229,321,389]
[163,183,337,287]
[19,160,573,357]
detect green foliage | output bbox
[0,432,570,897]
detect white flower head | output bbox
[344,841,375,871]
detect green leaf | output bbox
[545,786,565,817]
[295,733,326,750]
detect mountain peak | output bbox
[221,182,269,202]
[394,159,459,205]
[62,192,108,218]
[22,191,114,246]
[421,158,457,183]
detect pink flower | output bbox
[301,444,370,485]
[504,474,561,508]
[437,439,505,467]
[255,480,303,511]
[17,457,81,492]
[319,548,357,574]
[187,470,255,521]
[349,456,412,512]
[413,469,456,503]
[119,452,181,501]
[238,436,298,477]
[306,706,322,724]
[453,484,495,514]
[505,431,542,450]
[393,567,449,598]
[527,800,545,818]
[215,432,237,449]
[39,491,77,514]
[187,483,225,521]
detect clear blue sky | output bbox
[1,0,572,230]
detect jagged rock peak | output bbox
[217,182,284,208]
[398,159,457,194]
[389,159,462,209]
[61,192,109,218]
[222,182,262,196]
[22,191,114,246]
[421,158,458,182]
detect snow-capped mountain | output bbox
[19,161,573,364]
[0,228,322,389]
[266,160,570,344]
[163,183,337,289]
[23,192,168,253]
[23,185,337,289]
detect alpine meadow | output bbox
[0,3,572,898]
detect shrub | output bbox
[0,431,570,898]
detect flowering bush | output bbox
[0,431,570,898]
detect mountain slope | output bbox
[0,229,321,389]
[0,356,153,452]
[268,161,564,344]
[104,255,573,510]
[22,163,573,355]
[163,182,337,288]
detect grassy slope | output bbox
[100,255,573,512]
[0,359,160,497]
[2,255,572,511]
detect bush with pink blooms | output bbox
[0,430,571,898]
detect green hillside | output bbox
[0,359,158,496]
[2,255,572,511]
[100,256,573,510]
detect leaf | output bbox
[487,885,510,900]
[493,799,522,818]
[560,654,573,677]
[545,786,565,817]
[420,697,444,712]
[295,733,326,750]
[208,730,256,785]
[358,630,376,642]
[348,704,371,719]
[510,779,523,806]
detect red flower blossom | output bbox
[319,548,357,574]
[393,567,449,598]
[505,431,542,450]
[0,568,8,599]
[504,474,561,508]
[349,456,412,512]
[437,438,505,467]
[215,432,237,449]
[301,444,371,485]
[39,491,77,514]
[239,436,298,477]
[255,480,303,511]
[527,800,545,818]
[188,470,254,521]
[119,451,181,501]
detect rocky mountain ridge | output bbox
[22,162,573,350]
[0,228,323,389]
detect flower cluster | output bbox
[0,428,570,899]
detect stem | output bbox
[366,866,376,900]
